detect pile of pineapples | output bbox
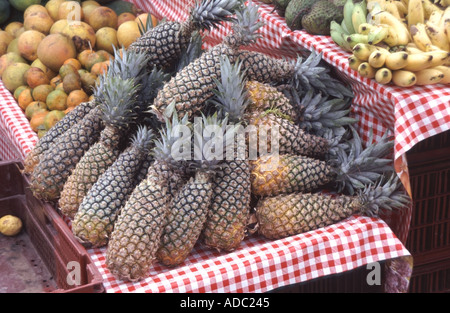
[22,0,410,282]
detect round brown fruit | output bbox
[30,59,58,80]
[24,11,54,35]
[59,63,77,79]
[30,110,49,132]
[58,1,83,22]
[80,71,97,94]
[63,58,82,70]
[0,31,15,57]
[23,4,49,19]
[117,21,140,49]
[50,75,62,88]
[1,62,31,92]
[25,100,47,119]
[61,21,96,52]
[45,0,65,21]
[14,85,30,101]
[18,87,34,110]
[0,52,27,77]
[7,39,20,54]
[17,30,45,62]
[4,22,24,38]
[50,19,69,34]
[88,6,118,31]
[43,110,65,130]
[46,89,68,111]
[67,89,89,107]
[95,27,118,54]
[90,60,109,76]
[118,12,136,26]
[63,72,82,94]
[32,84,54,102]
[82,1,101,21]
[37,33,77,72]
[25,67,50,88]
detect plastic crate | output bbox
[0,160,104,293]
[405,130,450,292]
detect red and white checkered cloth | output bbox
[90,215,410,293]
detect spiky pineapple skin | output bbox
[256,192,358,239]
[157,172,213,267]
[72,144,149,247]
[250,154,333,197]
[58,127,122,219]
[29,106,103,201]
[105,160,174,281]
[202,158,251,251]
[246,112,329,158]
[24,100,97,175]
[153,43,237,121]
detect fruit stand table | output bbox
[4,0,448,293]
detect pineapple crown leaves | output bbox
[357,173,411,217]
[99,76,140,128]
[153,112,192,163]
[190,0,241,32]
[208,55,249,123]
[291,49,353,99]
[130,125,155,154]
[108,46,150,82]
[333,127,395,196]
[191,112,240,171]
[139,66,172,107]
[225,0,265,47]
[176,31,205,72]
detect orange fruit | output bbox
[25,67,50,88]
[46,89,68,111]
[90,60,108,76]
[67,89,89,107]
[14,85,30,101]
[29,110,49,132]
[63,58,82,70]
[118,12,136,26]
[18,88,34,110]
[63,72,82,94]
[50,75,62,88]
[59,63,78,79]
[32,84,54,102]
[25,101,47,119]
[43,110,65,130]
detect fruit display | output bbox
[23,0,410,283]
[0,0,158,137]
[329,0,450,86]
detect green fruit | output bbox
[0,0,11,25]
[301,0,344,35]
[284,0,316,30]
[8,0,41,12]
[106,0,137,16]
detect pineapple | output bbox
[58,76,139,219]
[152,0,264,121]
[23,99,98,175]
[72,126,154,248]
[157,113,239,266]
[128,0,240,71]
[237,49,353,99]
[256,174,410,239]
[106,114,190,281]
[201,56,251,252]
[250,130,395,197]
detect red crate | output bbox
[0,161,104,293]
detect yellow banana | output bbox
[414,68,444,85]
[423,50,450,67]
[372,11,411,45]
[445,20,450,48]
[352,43,380,61]
[367,0,387,11]
[352,3,367,34]
[358,62,377,78]
[402,52,434,71]
[442,8,450,45]
[367,25,389,44]
[375,67,393,84]
[428,10,443,26]
[385,51,409,70]
[380,24,400,46]
[410,23,433,51]
[359,23,375,35]
[349,55,364,71]
[394,1,408,17]
[368,49,390,68]
[405,43,424,54]
[421,0,443,20]
[407,0,424,28]
[392,70,417,87]
[434,65,450,84]
[344,0,356,34]
[425,21,450,52]
[385,0,402,19]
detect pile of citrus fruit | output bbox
[0,0,157,138]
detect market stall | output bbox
[1,0,449,293]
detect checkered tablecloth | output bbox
[0,0,429,293]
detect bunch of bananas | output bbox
[330,0,450,87]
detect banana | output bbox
[372,11,411,45]
[375,67,393,84]
[402,52,434,71]
[367,25,389,44]
[428,10,443,26]
[381,24,400,46]
[352,3,367,35]
[414,68,444,85]
[385,51,409,70]
[445,20,450,48]
[346,33,370,48]
[358,62,377,78]
[425,21,450,52]
[421,0,443,20]
[352,43,380,61]
[331,21,353,51]
[341,19,351,34]
[366,0,387,11]
[407,0,424,28]
[442,8,450,45]
[359,23,374,35]
[410,23,433,51]
[434,65,450,84]
[405,43,425,53]
[423,50,450,67]
[344,0,356,34]
[349,55,364,71]
[368,49,390,68]
[392,70,417,87]
[394,1,408,18]
[385,0,402,19]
